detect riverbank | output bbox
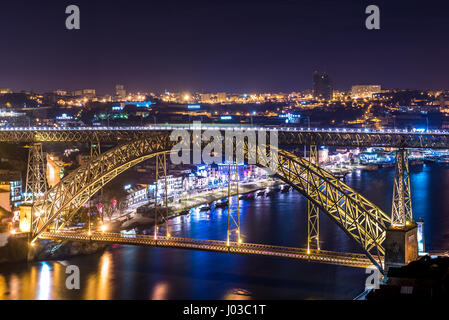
[120,178,283,230]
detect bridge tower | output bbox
[21,143,48,236]
[307,144,320,253]
[391,148,413,226]
[227,162,241,245]
[385,148,418,268]
[154,152,170,239]
[24,143,48,203]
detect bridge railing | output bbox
[40,231,373,264]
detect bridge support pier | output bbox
[24,143,48,203]
[154,152,170,238]
[391,148,413,226]
[385,148,418,268]
[23,143,48,238]
[307,145,320,253]
[227,162,241,245]
[90,139,103,222]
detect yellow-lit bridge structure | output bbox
[19,126,447,272]
[40,231,374,269]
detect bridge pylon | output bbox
[391,148,413,226]
[227,162,242,245]
[307,144,320,253]
[90,137,103,222]
[24,143,48,203]
[385,148,418,268]
[154,152,170,239]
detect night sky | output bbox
[1,0,449,94]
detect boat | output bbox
[281,185,291,193]
[381,162,394,168]
[239,193,255,200]
[265,189,276,197]
[232,288,251,296]
[199,204,211,212]
[330,171,348,179]
[214,199,228,208]
[256,190,265,197]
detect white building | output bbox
[351,85,381,99]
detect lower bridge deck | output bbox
[39,231,378,269]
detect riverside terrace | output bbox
[0,126,447,148]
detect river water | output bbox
[1,164,448,300]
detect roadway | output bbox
[0,125,448,148]
[39,231,376,269]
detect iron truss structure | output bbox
[245,143,390,270]
[0,126,448,148]
[32,135,391,270]
[31,134,175,239]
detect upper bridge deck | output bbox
[0,125,448,148]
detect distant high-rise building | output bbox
[83,89,96,98]
[217,92,227,103]
[53,90,67,96]
[116,85,126,100]
[313,71,333,100]
[200,93,212,103]
[351,85,381,99]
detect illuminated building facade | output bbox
[0,170,22,213]
[351,85,381,99]
[116,84,126,100]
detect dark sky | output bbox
[1,0,449,94]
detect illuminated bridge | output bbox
[11,125,447,272]
[40,231,374,269]
[0,125,449,148]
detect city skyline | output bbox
[1,0,449,94]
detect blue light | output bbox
[188,104,201,110]
[279,113,301,119]
[220,116,232,120]
[125,101,153,108]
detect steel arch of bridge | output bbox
[31,134,175,239]
[259,148,390,269]
[32,135,390,270]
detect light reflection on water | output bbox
[151,282,169,300]
[37,262,51,300]
[0,165,448,300]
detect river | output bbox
[1,164,448,300]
